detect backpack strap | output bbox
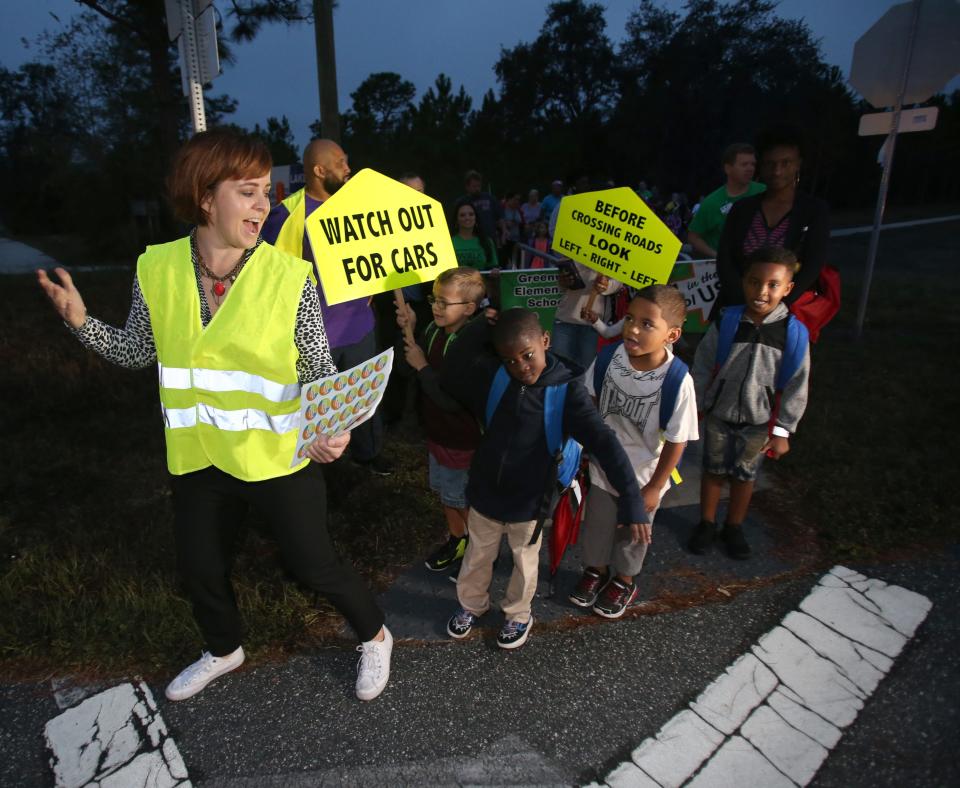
[657,357,690,486]
[714,304,746,373]
[543,383,566,456]
[531,382,571,546]
[775,314,809,390]
[658,357,689,431]
[592,340,622,395]
[485,366,511,426]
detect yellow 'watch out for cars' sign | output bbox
[551,187,681,288]
[305,168,457,305]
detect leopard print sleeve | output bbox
[295,278,338,383]
[71,277,157,369]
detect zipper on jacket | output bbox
[738,323,762,422]
[496,384,525,487]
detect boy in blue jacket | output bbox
[440,308,645,649]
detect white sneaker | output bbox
[355,626,393,701]
[165,646,245,701]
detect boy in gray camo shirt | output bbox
[688,246,810,559]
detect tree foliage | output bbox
[2,0,958,255]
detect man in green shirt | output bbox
[688,143,766,259]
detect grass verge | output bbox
[1,220,956,679]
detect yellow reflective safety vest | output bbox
[273,189,308,260]
[137,237,311,481]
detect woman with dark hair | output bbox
[36,128,393,703]
[713,125,830,316]
[450,197,498,271]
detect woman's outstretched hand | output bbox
[37,267,87,329]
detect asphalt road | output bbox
[1,551,956,787]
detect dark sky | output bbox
[2,0,955,152]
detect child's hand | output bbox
[761,435,790,460]
[395,302,416,332]
[557,270,575,290]
[640,482,660,514]
[619,522,652,545]
[484,307,499,325]
[403,335,428,371]
[581,308,599,323]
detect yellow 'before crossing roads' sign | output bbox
[551,187,681,288]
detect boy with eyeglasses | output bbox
[396,267,486,578]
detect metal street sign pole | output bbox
[854,0,922,339]
[179,0,207,134]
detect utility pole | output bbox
[313,0,340,142]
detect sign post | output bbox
[164,0,219,135]
[849,0,960,338]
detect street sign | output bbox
[164,0,214,42]
[849,0,960,108]
[858,105,939,136]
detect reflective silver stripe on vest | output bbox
[158,363,299,403]
[158,363,192,390]
[163,407,197,429]
[198,404,298,433]
[162,405,298,434]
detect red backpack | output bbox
[789,264,840,343]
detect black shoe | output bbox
[688,520,717,554]
[721,522,751,560]
[569,568,609,608]
[592,578,638,619]
[447,559,462,583]
[497,616,533,649]
[355,456,394,476]
[425,535,467,572]
[446,608,478,639]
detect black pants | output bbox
[170,462,384,656]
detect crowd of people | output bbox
[36,121,827,705]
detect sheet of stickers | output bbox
[291,348,394,466]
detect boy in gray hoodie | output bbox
[688,246,810,559]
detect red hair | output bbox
[168,128,272,225]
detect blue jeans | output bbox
[550,321,599,372]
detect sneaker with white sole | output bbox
[446,607,478,639]
[165,646,245,701]
[592,578,639,619]
[497,616,533,649]
[355,626,393,701]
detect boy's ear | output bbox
[464,301,477,315]
[666,326,682,345]
[783,279,796,297]
[543,331,551,350]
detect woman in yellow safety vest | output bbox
[36,128,393,703]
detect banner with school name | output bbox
[552,187,681,290]
[668,260,719,333]
[497,268,564,331]
[305,168,457,305]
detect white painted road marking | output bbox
[600,566,932,787]
[44,681,191,788]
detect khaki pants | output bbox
[456,508,542,624]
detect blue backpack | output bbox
[713,305,808,431]
[485,366,582,489]
[592,342,689,484]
